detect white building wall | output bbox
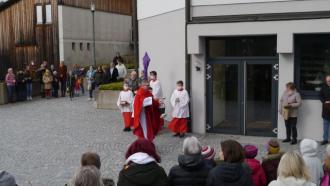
[138,9,186,120]
[58,5,132,68]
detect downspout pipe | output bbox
[133,0,139,71]
[185,0,192,132]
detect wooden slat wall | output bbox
[59,0,132,15]
[0,0,59,80]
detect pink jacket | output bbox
[5,73,16,86]
[246,158,267,186]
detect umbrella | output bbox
[143,52,150,80]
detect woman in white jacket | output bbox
[269,151,316,186]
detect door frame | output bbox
[206,57,279,137]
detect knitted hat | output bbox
[201,146,216,160]
[244,145,258,159]
[267,139,280,154]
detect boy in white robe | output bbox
[168,80,190,138]
[117,83,134,132]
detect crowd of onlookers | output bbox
[3,53,131,103]
[3,137,330,186]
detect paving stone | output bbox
[0,96,327,186]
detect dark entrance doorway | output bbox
[206,36,278,136]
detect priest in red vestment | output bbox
[133,80,161,141]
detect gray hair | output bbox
[71,166,104,186]
[183,136,201,155]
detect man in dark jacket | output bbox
[168,136,211,186]
[321,75,330,145]
[59,61,67,97]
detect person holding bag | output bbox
[279,82,302,145]
[320,75,330,145]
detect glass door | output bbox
[245,59,278,136]
[206,60,243,134]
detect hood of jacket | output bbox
[121,162,164,185]
[246,158,262,174]
[300,139,318,157]
[270,177,315,186]
[178,154,204,171]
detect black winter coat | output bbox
[168,154,211,186]
[206,162,253,186]
[320,84,330,120]
[117,162,167,186]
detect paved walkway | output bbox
[0,96,327,186]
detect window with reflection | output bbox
[295,34,330,98]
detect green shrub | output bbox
[99,81,124,91]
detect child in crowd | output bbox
[262,139,284,184]
[168,81,190,138]
[244,145,267,186]
[67,71,76,100]
[52,71,59,98]
[300,139,324,185]
[117,83,134,132]
[321,145,330,186]
[42,69,53,99]
[202,146,216,169]
[74,75,81,97]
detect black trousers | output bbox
[60,80,67,97]
[285,117,298,140]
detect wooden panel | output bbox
[0,0,60,80]
[59,0,132,15]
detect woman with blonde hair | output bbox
[269,151,315,186]
[43,69,53,99]
[71,166,104,186]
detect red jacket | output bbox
[245,158,267,186]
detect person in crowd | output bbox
[117,83,134,132]
[102,65,111,84]
[244,145,267,186]
[279,82,302,145]
[78,66,85,95]
[42,60,49,70]
[321,145,330,186]
[268,151,315,186]
[139,70,146,84]
[0,170,16,186]
[201,146,217,169]
[74,74,81,97]
[126,70,139,92]
[50,64,55,73]
[113,52,124,65]
[117,139,167,186]
[300,139,324,185]
[59,61,68,97]
[37,64,46,98]
[116,58,127,80]
[206,139,253,186]
[168,81,190,138]
[67,71,76,100]
[16,70,26,101]
[262,139,284,184]
[320,75,330,145]
[71,166,104,186]
[149,71,166,119]
[168,136,212,186]
[86,66,96,101]
[5,68,16,103]
[24,65,33,101]
[52,71,59,98]
[94,66,104,87]
[110,62,119,82]
[43,69,53,99]
[132,80,160,141]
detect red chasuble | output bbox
[133,87,160,141]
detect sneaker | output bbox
[173,133,180,137]
[321,141,328,145]
[123,128,131,132]
[160,114,167,119]
[282,139,291,143]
